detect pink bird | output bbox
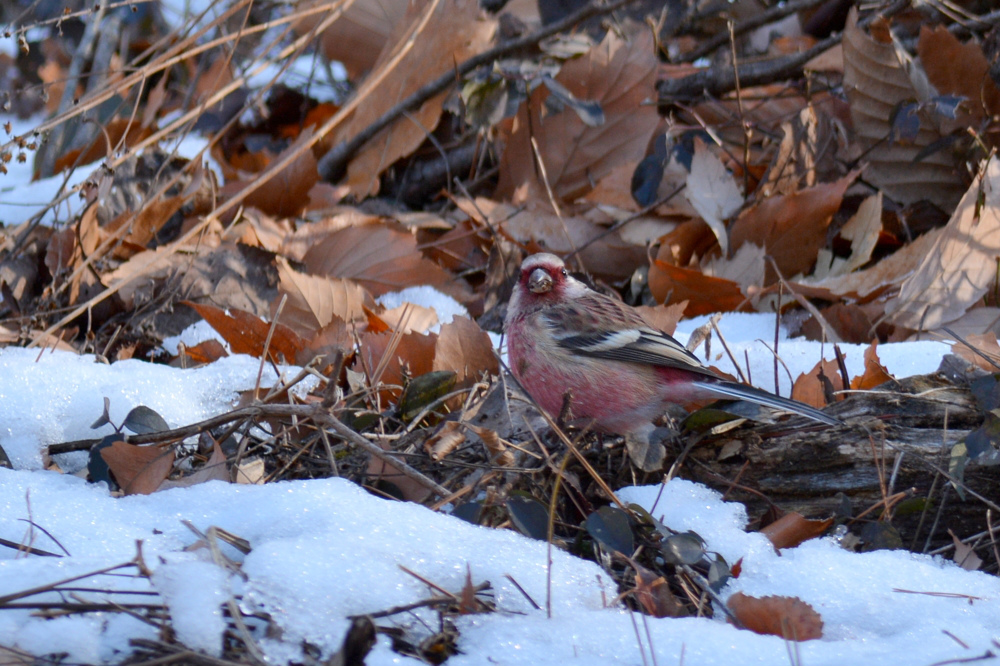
[504,253,839,466]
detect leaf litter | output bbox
[1,0,1000,662]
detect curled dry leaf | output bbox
[727,592,824,641]
[497,28,660,205]
[760,512,833,551]
[883,157,1000,332]
[432,316,500,385]
[850,341,893,390]
[790,357,843,408]
[425,421,466,461]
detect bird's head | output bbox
[505,253,589,327]
[519,253,569,297]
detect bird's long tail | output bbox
[692,379,841,426]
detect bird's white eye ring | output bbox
[561,268,568,276]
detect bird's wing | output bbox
[547,293,718,378]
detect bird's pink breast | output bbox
[507,317,706,434]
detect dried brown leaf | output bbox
[301,223,459,297]
[184,301,306,363]
[685,139,743,253]
[496,28,660,204]
[101,441,175,496]
[790,358,843,408]
[274,257,370,338]
[883,157,1000,331]
[760,512,833,551]
[842,8,965,209]
[918,26,1000,123]
[851,340,893,390]
[222,129,318,218]
[160,436,230,489]
[336,0,496,198]
[296,0,409,79]
[729,172,857,283]
[727,592,824,641]
[648,259,747,316]
[432,316,499,385]
[455,198,645,281]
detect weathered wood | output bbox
[686,373,999,551]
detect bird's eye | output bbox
[561,268,568,277]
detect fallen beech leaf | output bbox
[274,257,369,338]
[949,529,983,571]
[729,172,857,283]
[184,301,306,363]
[160,436,229,489]
[842,8,965,209]
[684,139,743,254]
[951,332,1000,373]
[811,193,883,281]
[222,129,318,218]
[648,259,747,316]
[727,592,824,641]
[918,26,1000,124]
[851,341,893,390]
[336,0,496,198]
[177,339,229,365]
[380,302,439,334]
[295,0,409,79]
[791,357,843,408]
[799,303,876,344]
[884,157,1000,331]
[425,421,466,461]
[632,561,684,618]
[367,437,432,503]
[354,329,437,406]
[653,218,718,268]
[301,223,459,298]
[761,512,833,550]
[432,316,499,385]
[497,28,660,204]
[101,441,175,495]
[634,302,687,336]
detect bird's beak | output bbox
[527,268,553,294]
